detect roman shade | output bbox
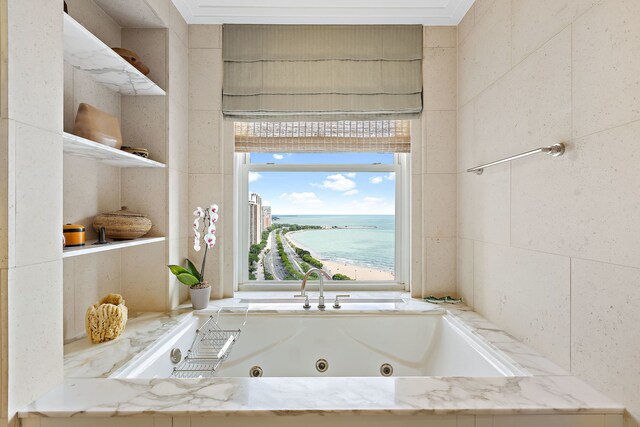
[222,25,423,121]
[234,120,411,153]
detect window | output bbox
[236,146,410,291]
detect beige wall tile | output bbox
[474,27,571,161]
[168,170,189,240]
[457,163,510,245]
[169,2,188,46]
[511,121,640,269]
[573,0,640,139]
[457,3,475,45]
[121,28,167,90]
[571,258,640,419]
[456,101,475,173]
[65,0,121,47]
[474,242,571,369]
[121,96,167,164]
[121,168,167,238]
[457,0,511,106]
[64,157,121,240]
[13,124,62,268]
[121,242,166,311]
[62,259,76,340]
[413,115,424,175]
[6,0,62,133]
[425,110,456,173]
[168,237,189,308]
[0,120,7,269]
[189,110,221,174]
[189,49,223,111]
[73,251,121,335]
[425,27,456,48]
[423,48,457,111]
[511,0,600,65]
[189,25,222,49]
[410,173,423,298]
[456,238,474,306]
[169,31,189,110]
[423,173,456,238]
[474,0,498,23]
[145,0,170,26]
[7,261,63,415]
[425,237,456,296]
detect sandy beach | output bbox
[287,232,394,281]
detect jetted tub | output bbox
[112,306,528,379]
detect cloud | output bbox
[282,192,323,207]
[342,189,359,196]
[345,172,357,178]
[386,173,396,181]
[272,154,284,160]
[319,173,356,192]
[363,197,384,203]
[248,172,262,183]
[369,176,383,184]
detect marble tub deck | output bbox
[20,293,624,419]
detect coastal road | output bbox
[281,232,306,275]
[264,230,286,280]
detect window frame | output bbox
[233,136,411,293]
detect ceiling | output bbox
[171,0,475,25]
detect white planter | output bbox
[189,286,211,310]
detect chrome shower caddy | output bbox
[171,307,248,378]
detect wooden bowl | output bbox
[112,47,150,75]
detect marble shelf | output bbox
[62,237,165,258]
[63,132,165,168]
[63,13,165,96]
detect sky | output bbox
[248,153,396,215]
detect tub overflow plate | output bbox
[170,348,182,364]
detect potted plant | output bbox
[168,204,219,310]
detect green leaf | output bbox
[185,258,201,281]
[176,273,200,286]
[168,265,190,276]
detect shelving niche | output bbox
[62,0,171,342]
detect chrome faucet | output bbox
[296,268,325,310]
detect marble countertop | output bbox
[20,293,624,418]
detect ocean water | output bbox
[274,215,395,272]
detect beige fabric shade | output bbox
[235,120,411,153]
[223,25,423,121]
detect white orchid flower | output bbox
[208,223,216,235]
[210,204,219,213]
[204,234,216,248]
[210,212,219,223]
[193,207,205,218]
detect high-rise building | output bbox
[248,193,262,245]
[262,206,272,230]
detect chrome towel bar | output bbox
[466,143,565,175]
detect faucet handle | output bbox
[333,294,351,309]
[294,294,311,309]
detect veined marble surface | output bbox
[64,311,190,378]
[63,13,165,96]
[23,293,623,418]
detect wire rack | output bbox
[172,307,248,379]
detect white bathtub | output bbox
[113,308,528,379]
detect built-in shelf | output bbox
[63,236,165,258]
[63,132,166,168]
[63,13,165,96]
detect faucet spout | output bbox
[301,268,325,310]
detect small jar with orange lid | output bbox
[63,224,86,247]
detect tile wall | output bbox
[456,0,640,424]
